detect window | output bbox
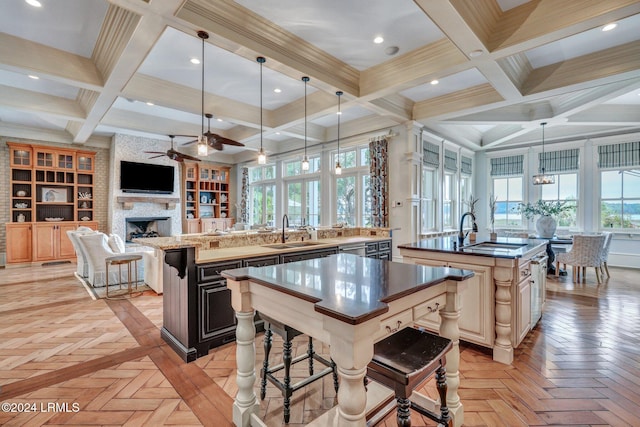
[283,155,321,226]
[443,172,456,228]
[598,142,640,230]
[600,169,640,229]
[490,154,524,228]
[492,177,523,227]
[333,146,371,226]
[421,167,437,232]
[249,165,276,226]
[541,173,578,227]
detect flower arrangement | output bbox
[517,200,573,220]
[464,194,480,216]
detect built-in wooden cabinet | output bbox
[181,161,232,233]
[6,142,96,265]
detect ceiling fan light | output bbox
[302,156,310,171]
[258,147,266,165]
[335,162,342,175]
[197,136,208,156]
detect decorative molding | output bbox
[117,196,179,210]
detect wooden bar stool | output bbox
[367,327,453,427]
[259,313,339,424]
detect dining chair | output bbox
[600,232,613,279]
[556,234,607,284]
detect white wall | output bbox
[108,134,182,240]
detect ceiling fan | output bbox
[145,135,201,162]
[180,113,245,151]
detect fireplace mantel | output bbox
[117,196,179,210]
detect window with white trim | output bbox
[333,146,371,226]
[248,165,276,226]
[598,142,640,230]
[283,155,321,226]
[491,155,524,228]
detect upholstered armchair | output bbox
[76,232,145,287]
[66,226,99,278]
[556,234,607,284]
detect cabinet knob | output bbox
[426,302,440,313]
[385,320,402,333]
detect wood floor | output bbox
[1,263,639,426]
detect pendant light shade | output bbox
[532,122,555,185]
[301,76,310,171]
[335,90,343,175]
[197,31,209,157]
[257,56,266,164]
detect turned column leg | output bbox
[307,336,315,375]
[494,276,514,365]
[440,282,464,427]
[233,310,259,427]
[436,364,450,427]
[396,397,411,427]
[283,339,293,424]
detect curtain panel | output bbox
[539,148,579,173]
[369,138,389,227]
[598,141,640,168]
[490,154,524,176]
[239,167,249,223]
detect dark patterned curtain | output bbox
[240,167,249,223]
[369,138,389,227]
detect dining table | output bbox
[222,253,474,426]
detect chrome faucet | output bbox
[282,214,289,243]
[458,211,478,247]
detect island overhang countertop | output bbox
[221,253,474,325]
[398,235,547,259]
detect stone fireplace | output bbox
[125,217,171,242]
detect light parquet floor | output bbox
[1,263,639,426]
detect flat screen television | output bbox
[120,160,175,194]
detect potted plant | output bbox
[464,195,480,241]
[517,200,573,238]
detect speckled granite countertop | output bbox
[133,227,391,263]
[398,235,547,259]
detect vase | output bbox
[536,215,557,238]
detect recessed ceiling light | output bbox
[25,0,42,7]
[217,118,223,122]
[274,88,281,93]
[28,75,39,80]
[602,23,617,31]
[146,101,154,106]
[430,79,439,85]
[276,132,280,135]
[190,58,200,65]
[373,36,384,44]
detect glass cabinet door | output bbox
[11,148,32,167]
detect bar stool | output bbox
[105,254,143,299]
[259,313,339,424]
[367,327,453,427]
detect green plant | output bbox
[517,200,573,220]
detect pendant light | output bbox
[532,122,555,185]
[334,90,343,175]
[301,76,310,171]
[257,56,266,164]
[197,31,209,156]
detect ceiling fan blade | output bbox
[168,149,201,162]
[210,140,224,151]
[177,153,202,162]
[147,154,165,159]
[181,139,198,146]
[206,133,245,147]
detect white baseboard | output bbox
[609,252,640,270]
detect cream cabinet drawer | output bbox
[375,309,413,341]
[413,294,447,322]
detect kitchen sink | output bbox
[461,242,528,252]
[262,241,321,250]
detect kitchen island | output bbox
[222,254,474,427]
[398,236,548,365]
[134,228,392,362]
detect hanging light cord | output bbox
[541,122,546,173]
[303,77,308,158]
[260,59,263,152]
[200,33,205,137]
[337,91,342,155]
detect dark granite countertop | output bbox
[221,253,474,325]
[398,235,547,259]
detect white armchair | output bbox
[556,234,607,284]
[67,226,99,278]
[76,232,145,287]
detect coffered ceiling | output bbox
[1,0,640,163]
